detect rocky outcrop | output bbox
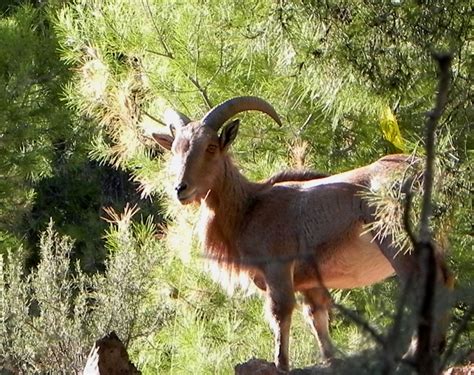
[234,358,334,375]
[234,356,474,375]
[82,332,140,375]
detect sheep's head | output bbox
[152,96,282,205]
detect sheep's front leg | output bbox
[264,263,296,372]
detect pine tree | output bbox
[0,0,470,372]
[0,4,82,249]
[51,0,472,372]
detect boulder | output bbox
[83,331,140,375]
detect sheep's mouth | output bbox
[176,190,197,205]
[178,197,193,205]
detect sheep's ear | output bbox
[152,133,173,151]
[219,119,240,150]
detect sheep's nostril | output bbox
[175,183,188,195]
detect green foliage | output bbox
[49,0,472,372]
[136,257,313,374]
[0,0,471,373]
[0,2,162,271]
[53,0,471,176]
[0,3,94,253]
[0,218,171,374]
[25,159,163,272]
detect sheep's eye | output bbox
[207,144,218,154]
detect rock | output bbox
[443,349,474,375]
[235,358,283,375]
[82,331,140,375]
[234,358,334,375]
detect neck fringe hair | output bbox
[199,159,331,293]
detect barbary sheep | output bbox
[152,96,449,372]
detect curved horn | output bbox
[201,96,282,131]
[164,109,191,136]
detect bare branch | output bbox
[333,302,386,348]
[439,304,474,372]
[383,271,417,375]
[142,110,166,126]
[414,52,452,375]
[185,74,214,109]
[419,53,452,243]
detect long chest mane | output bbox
[197,158,262,270]
[199,186,251,269]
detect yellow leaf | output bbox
[379,105,407,152]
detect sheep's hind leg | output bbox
[301,288,335,363]
[264,263,296,372]
[373,233,450,362]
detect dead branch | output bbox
[415,52,453,375]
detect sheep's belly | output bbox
[296,233,395,290]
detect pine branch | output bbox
[141,0,174,59]
[185,74,214,109]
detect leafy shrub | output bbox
[0,212,172,374]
